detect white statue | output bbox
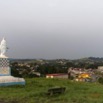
[0,38,8,58]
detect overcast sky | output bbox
[0,0,103,59]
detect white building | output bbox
[98,66,103,72]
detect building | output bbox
[46,73,68,79]
[98,66,103,72]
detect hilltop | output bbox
[0,78,103,103]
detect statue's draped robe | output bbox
[0,39,7,56]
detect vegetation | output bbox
[0,78,103,103]
[98,77,103,84]
[10,57,103,78]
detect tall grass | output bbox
[0,78,103,103]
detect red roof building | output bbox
[46,73,68,79]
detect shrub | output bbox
[98,77,103,84]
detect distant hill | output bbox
[73,57,103,62]
[9,57,103,63]
[88,57,103,61]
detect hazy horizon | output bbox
[0,0,103,59]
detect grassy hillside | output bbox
[0,78,103,103]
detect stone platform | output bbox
[0,76,25,86]
[0,57,25,86]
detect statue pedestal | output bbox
[0,58,11,76]
[0,76,25,86]
[0,57,25,86]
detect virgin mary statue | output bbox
[0,38,8,57]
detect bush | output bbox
[98,77,103,84]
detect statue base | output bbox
[0,57,25,86]
[0,76,25,86]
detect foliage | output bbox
[10,58,103,78]
[98,77,103,84]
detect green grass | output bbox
[0,78,103,103]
